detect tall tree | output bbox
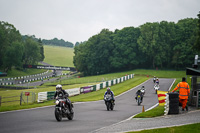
[2,41,24,71]
[0,21,22,71]
[193,11,200,52]
[111,27,141,70]
[38,38,45,61]
[23,38,41,65]
[137,22,160,68]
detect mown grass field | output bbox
[43,45,74,67]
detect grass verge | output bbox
[127,123,200,133]
[133,106,165,118]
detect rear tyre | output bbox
[55,108,62,121]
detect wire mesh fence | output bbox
[0,91,36,107]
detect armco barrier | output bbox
[37,74,134,102]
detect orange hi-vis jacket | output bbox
[172,81,190,99]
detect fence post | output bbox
[20,93,22,105]
[0,96,1,106]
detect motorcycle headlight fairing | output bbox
[56,100,59,105]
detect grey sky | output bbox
[0,0,199,44]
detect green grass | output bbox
[127,123,200,133]
[134,106,165,118]
[131,69,185,78]
[43,45,74,67]
[70,76,148,102]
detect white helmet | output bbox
[56,84,62,92]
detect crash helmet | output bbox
[107,87,111,92]
[56,84,62,92]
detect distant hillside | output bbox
[43,45,74,67]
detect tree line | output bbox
[0,21,44,72]
[74,17,200,76]
[42,38,74,48]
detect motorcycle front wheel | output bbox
[106,102,110,111]
[137,98,141,106]
[55,108,62,121]
[67,108,74,120]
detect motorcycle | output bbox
[136,94,142,105]
[154,84,160,94]
[55,98,74,121]
[104,94,114,111]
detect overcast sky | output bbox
[0,0,199,44]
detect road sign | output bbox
[25,92,30,96]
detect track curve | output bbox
[0,78,174,133]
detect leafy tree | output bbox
[74,29,114,76]
[172,18,198,69]
[193,11,200,52]
[2,41,24,71]
[42,38,74,47]
[38,38,45,61]
[0,21,22,71]
[137,22,160,68]
[111,27,141,70]
[23,38,41,65]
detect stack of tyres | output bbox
[168,92,179,114]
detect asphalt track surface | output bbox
[0,78,174,133]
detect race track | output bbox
[0,78,174,133]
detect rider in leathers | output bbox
[54,84,73,113]
[104,87,115,104]
[135,89,143,102]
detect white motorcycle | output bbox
[154,84,159,94]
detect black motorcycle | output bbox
[55,98,74,121]
[136,94,142,105]
[104,94,114,111]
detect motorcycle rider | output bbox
[135,89,143,102]
[153,76,156,83]
[54,84,73,113]
[140,86,145,95]
[156,78,159,84]
[104,87,115,104]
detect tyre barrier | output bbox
[0,70,49,81]
[38,74,134,102]
[168,92,179,114]
[0,75,52,86]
